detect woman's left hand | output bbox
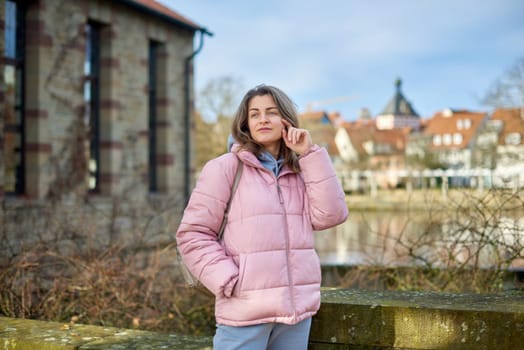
[281,119,313,156]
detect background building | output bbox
[1,0,210,258]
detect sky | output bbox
[158,0,524,121]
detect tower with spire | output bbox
[376,79,421,130]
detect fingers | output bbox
[281,119,300,144]
[290,128,305,144]
[281,119,312,155]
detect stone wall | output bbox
[1,0,199,259]
[0,316,213,349]
[0,0,5,199]
[310,288,524,349]
[1,289,523,349]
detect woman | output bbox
[176,84,348,349]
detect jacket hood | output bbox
[227,134,236,152]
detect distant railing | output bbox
[336,166,523,194]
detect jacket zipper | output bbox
[276,180,297,320]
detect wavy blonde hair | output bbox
[231,84,300,172]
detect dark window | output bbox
[148,41,159,192]
[84,21,101,192]
[3,0,25,195]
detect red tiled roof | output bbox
[345,124,374,156]
[491,107,524,145]
[125,0,206,32]
[423,110,486,150]
[315,127,339,156]
[299,110,343,126]
[374,128,407,152]
[327,111,342,123]
[419,118,430,129]
[343,118,375,129]
[299,111,327,122]
[298,111,340,156]
[344,123,406,156]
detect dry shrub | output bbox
[0,239,215,335]
[0,198,216,336]
[333,188,524,293]
[2,187,522,336]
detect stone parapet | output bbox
[2,288,523,349]
[0,317,212,350]
[310,288,524,349]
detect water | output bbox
[315,210,524,269]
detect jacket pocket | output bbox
[238,250,289,292]
[235,253,248,295]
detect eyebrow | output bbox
[249,106,279,112]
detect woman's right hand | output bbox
[281,119,313,156]
[223,275,239,298]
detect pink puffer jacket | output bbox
[176,145,348,326]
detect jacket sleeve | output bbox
[299,145,349,230]
[176,156,239,297]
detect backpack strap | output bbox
[217,154,243,240]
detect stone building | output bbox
[1,0,211,258]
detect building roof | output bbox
[423,109,486,150]
[379,79,419,117]
[300,111,329,123]
[345,124,374,156]
[344,123,406,156]
[491,107,524,145]
[299,110,342,126]
[315,127,340,156]
[119,0,211,34]
[298,111,341,156]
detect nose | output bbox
[259,113,270,122]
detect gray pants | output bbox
[213,317,312,350]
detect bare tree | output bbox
[193,76,245,170]
[482,57,524,110]
[197,75,244,121]
[334,188,524,293]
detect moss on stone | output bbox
[0,317,212,350]
[2,288,523,349]
[311,288,524,349]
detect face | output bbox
[247,94,284,155]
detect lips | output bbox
[257,128,272,132]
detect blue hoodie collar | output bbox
[228,134,283,176]
[257,151,284,177]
